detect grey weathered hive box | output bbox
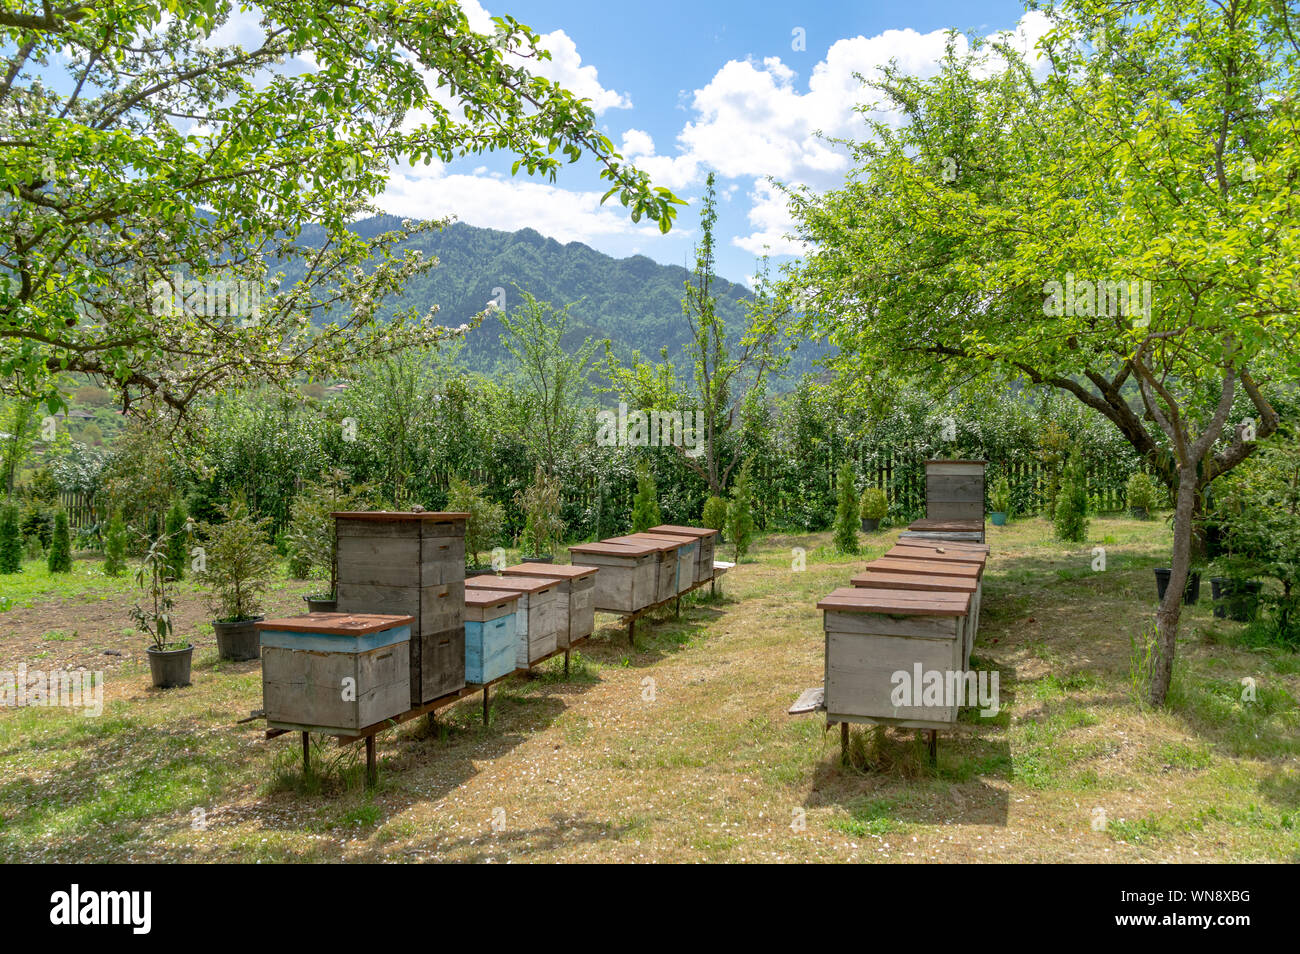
[500,563,598,648]
[466,574,560,667]
[464,589,519,685]
[567,540,660,614]
[333,511,468,707]
[605,534,684,602]
[648,525,718,584]
[817,586,972,730]
[906,460,987,543]
[258,612,413,732]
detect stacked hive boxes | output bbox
[500,563,598,648]
[466,574,561,668]
[903,460,988,544]
[334,512,468,707]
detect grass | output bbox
[0,513,1297,862]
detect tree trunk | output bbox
[1149,466,1198,705]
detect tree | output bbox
[164,501,189,581]
[604,173,783,495]
[702,496,728,536]
[103,512,127,577]
[447,475,504,570]
[0,503,20,573]
[782,1,1300,704]
[630,461,662,533]
[0,397,39,496]
[1054,456,1090,544]
[832,460,860,554]
[515,464,564,557]
[725,462,755,563]
[197,500,277,622]
[0,1,682,420]
[498,292,601,474]
[47,511,71,573]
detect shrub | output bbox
[989,478,1012,515]
[1126,471,1156,514]
[630,460,662,533]
[725,462,755,562]
[0,504,21,573]
[447,475,504,569]
[859,487,888,521]
[103,511,127,577]
[832,461,860,554]
[163,499,189,580]
[197,500,277,622]
[47,511,72,573]
[516,465,564,557]
[284,470,370,586]
[1054,456,1090,543]
[702,496,728,536]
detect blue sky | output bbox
[217,1,1048,284]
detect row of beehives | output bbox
[815,539,990,730]
[257,514,720,734]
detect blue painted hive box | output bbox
[463,590,519,685]
[257,612,413,732]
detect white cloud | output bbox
[530,29,631,114]
[377,169,662,244]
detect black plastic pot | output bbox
[213,616,263,661]
[860,518,881,532]
[1155,568,1201,605]
[1210,577,1262,621]
[522,555,554,564]
[1130,507,1148,520]
[303,594,337,613]
[467,564,494,576]
[147,644,193,688]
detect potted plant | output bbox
[516,465,564,563]
[1154,565,1202,605]
[286,469,360,611]
[448,474,505,573]
[198,500,277,661]
[133,527,192,688]
[988,478,1011,526]
[859,487,888,532]
[1126,471,1156,520]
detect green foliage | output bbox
[447,475,504,569]
[989,478,1011,515]
[46,511,72,574]
[630,460,662,533]
[515,465,564,557]
[103,512,127,578]
[197,500,277,623]
[164,500,189,581]
[1,2,681,414]
[859,487,888,521]
[0,504,21,573]
[701,495,728,535]
[1126,472,1157,513]
[725,462,756,563]
[832,461,860,554]
[284,470,368,586]
[1054,457,1090,544]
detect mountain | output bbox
[299,215,758,370]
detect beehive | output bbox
[500,563,598,648]
[605,534,683,602]
[567,540,660,614]
[622,533,695,596]
[865,554,985,665]
[817,587,972,729]
[258,613,412,732]
[464,590,519,685]
[906,460,987,543]
[465,574,560,667]
[649,525,718,584]
[333,511,468,707]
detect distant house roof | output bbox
[68,409,96,419]
[325,383,348,392]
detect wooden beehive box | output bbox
[626,533,696,595]
[500,563,598,648]
[649,525,717,584]
[605,534,683,602]
[818,587,971,729]
[567,540,659,614]
[258,613,413,732]
[907,460,988,543]
[464,590,519,685]
[333,511,468,707]
[866,555,984,664]
[465,575,560,667]
[851,570,980,668]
